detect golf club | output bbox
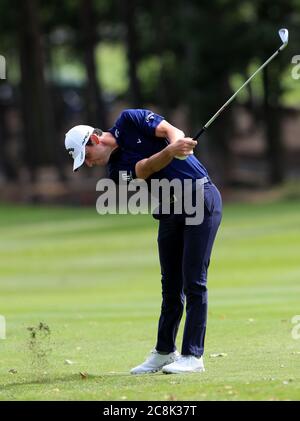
[193,28,289,140]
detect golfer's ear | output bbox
[90,133,100,144]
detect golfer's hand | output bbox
[168,138,197,160]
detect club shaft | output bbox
[194,43,287,140]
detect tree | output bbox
[175,0,255,186]
[255,0,294,185]
[79,0,108,128]
[0,1,18,180]
[121,0,142,107]
[18,0,56,179]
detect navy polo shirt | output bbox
[107,109,208,183]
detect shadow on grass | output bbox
[0,371,161,391]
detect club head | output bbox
[279,28,289,46]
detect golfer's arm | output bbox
[155,119,185,144]
[135,120,185,179]
[135,147,173,180]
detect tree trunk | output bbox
[0,100,18,180]
[207,75,234,188]
[18,0,55,180]
[123,0,142,107]
[152,7,171,118]
[262,66,284,185]
[188,73,233,188]
[80,0,107,128]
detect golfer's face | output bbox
[85,142,107,167]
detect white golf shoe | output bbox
[130,349,180,375]
[162,355,205,374]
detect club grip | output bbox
[193,127,206,140]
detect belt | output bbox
[153,176,211,220]
[167,176,211,205]
[197,176,209,185]
[191,176,212,190]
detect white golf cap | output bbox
[65,125,94,171]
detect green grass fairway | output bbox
[0,200,300,401]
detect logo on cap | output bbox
[82,131,91,145]
[67,147,75,158]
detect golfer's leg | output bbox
[156,216,185,353]
[181,184,222,357]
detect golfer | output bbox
[65,109,222,374]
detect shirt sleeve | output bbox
[120,109,165,137]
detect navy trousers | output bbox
[155,182,222,357]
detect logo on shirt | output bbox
[145,112,154,123]
[137,138,142,144]
[115,129,120,138]
[121,171,133,182]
